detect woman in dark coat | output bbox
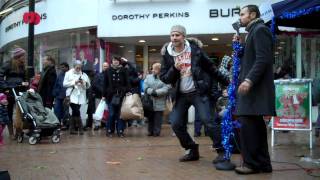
[103,56,130,137]
[0,47,28,138]
[38,55,57,108]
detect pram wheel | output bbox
[28,136,38,145]
[17,135,23,143]
[51,135,60,143]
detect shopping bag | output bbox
[93,100,106,120]
[120,93,144,120]
[102,104,109,123]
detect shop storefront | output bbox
[0,0,98,72]
[1,0,271,73]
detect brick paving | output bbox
[0,124,319,180]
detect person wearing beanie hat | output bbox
[160,25,230,166]
[170,25,186,37]
[11,47,26,59]
[0,46,28,139]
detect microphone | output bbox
[232,20,241,36]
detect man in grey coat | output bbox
[234,5,275,174]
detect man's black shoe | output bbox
[179,144,199,162]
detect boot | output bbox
[212,151,225,164]
[179,144,199,162]
[69,117,77,135]
[77,117,84,135]
[215,160,236,171]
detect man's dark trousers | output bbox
[171,92,219,150]
[238,115,272,171]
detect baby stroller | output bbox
[12,87,61,145]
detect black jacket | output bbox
[160,38,229,98]
[123,61,141,94]
[0,61,26,88]
[38,65,57,102]
[103,66,130,102]
[235,20,276,116]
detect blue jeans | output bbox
[171,92,221,150]
[106,104,125,134]
[54,98,64,122]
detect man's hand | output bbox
[151,89,158,97]
[238,80,252,95]
[233,34,242,43]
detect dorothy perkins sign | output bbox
[111,7,240,21]
[112,12,190,20]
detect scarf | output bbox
[245,18,264,32]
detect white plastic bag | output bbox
[188,105,195,123]
[93,100,106,121]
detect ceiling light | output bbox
[277,46,283,50]
[119,45,125,48]
[128,50,134,53]
[211,38,219,41]
[280,41,286,44]
[275,52,279,55]
[139,40,146,43]
[149,48,157,52]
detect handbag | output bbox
[142,94,153,111]
[63,87,75,106]
[120,93,144,120]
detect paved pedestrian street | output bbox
[0,125,319,180]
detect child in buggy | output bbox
[12,87,61,145]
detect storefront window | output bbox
[275,34,320,105]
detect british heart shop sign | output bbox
[274,81,310,129]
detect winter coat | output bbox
[235,19,276,116]
[144,74,171,111]
[63,69,91,105]
[124,61,141,94]
[160,38,229,99]
[52,71,67,99]
[103,66,130,102]
[0,60,26,87]
[38,65,57,102]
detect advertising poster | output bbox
[274,83,310,129]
